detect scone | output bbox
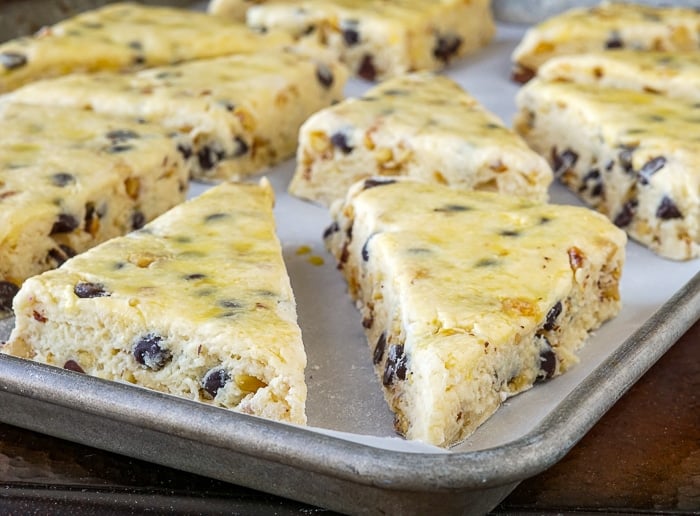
[515,79,700,261]
[325,178,626,447]
[290,72,552,207]
[7,49,348,181]
[537,50,700,103]
[243,0,495,81]
[0,102,188,310]
[511,2,700,83]
[2,180,307,425]
[0,2,292,93]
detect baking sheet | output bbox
[0,19,699,516]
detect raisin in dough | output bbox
[8,49,348,181]
[0,102,188,304]
[511,2,700,83]
[515,79,700,260]
[3,180,307,425]
[243,0,495,81]
[0,2,292,93]
[290,72,552,206]
[325,178,626,447]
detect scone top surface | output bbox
[292,72,552,205]
[9,48,345,116]
[0,2,292,92]
[511,2,700,78]
[0,102,186,250]
[25,182,302,353]
[7,48,348,181]
[525,81,700,144]
[334,73,521,142]
[32,2,292,57]
[344,180,625,340]
[538,50,700,102]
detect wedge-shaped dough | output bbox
[515,79,700,260]
[8,49,348,181]
[511,2,700,83]
[325,178,626,446]
[290,72,552,206]
[3,181,307,425]
[0,102,188,309]
[0,2,292,92]
[538,50,700,103]
[241,0,494,81]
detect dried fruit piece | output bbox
[74,282,110,298]
[232,137,249,157]
[433,34,463,63]
[51,214,80,234]
[605,31,625,49]
[202,367,230,398]
[656,196,682,219]
[106,129,139,140]
[63,360,85,373]
[614,199,638,228]
[543,301,563,331]
[0,52,27,70]
[316,63,334,89]
[536,335,557,380]
[638,156,666,185]
[133,333,171,371]
[383,344,408,386]
[330,132,353,154]
[373,331,387,365]
[131,211,146,230]
[342,21,360,46]
[357,55,377,81]
[362,178,396,190]
[51,172,76,187]
[551,148,579,175]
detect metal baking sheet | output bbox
[1,14,699,516]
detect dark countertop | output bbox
[1,319,698,515]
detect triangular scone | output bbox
[538,51,700,103]
[511,3,700,83]
[244,0,494,81]
[8,49,348,181]
[290,72,552,207]
[0,2,292,93]
[515,79,700,260]
[3,181,307,425]
[325,178,626,447]
[0,102,188,303]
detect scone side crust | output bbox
[515,79,700,260]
